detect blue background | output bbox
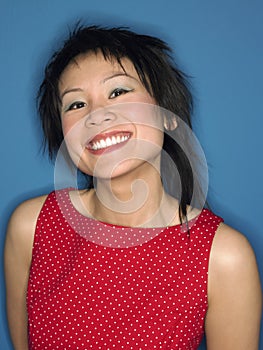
[1,0,262,348]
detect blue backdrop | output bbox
[1,0,262,349]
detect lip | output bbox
[86,130,132,154]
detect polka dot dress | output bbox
[27,189,223,349]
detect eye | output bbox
[109,87,133,99]
[66,101,87,111]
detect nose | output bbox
[84,109,117,128]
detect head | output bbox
[38,24,193,157]
[38,24,198,218]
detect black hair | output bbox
[38,24,199,220]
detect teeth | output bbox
[91,134,129,150]
[101,139,107,148]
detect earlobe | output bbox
[164,116,178,131]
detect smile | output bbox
[87,132,132,151]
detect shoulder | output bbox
[4,194,49,348]
[5,194,49,264]
[208,222,260,291]
[208,222,262,317]
[205,223,262,349]
[7,194,48,234]
[209,222,257,275]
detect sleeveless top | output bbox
[27,189,223,349]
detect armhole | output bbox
[206,219,224,307]
[29,193,52,264]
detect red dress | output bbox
[27,189,223,349]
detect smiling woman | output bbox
[4,24,262,350]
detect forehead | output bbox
[60,52,138,82]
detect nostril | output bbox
[104,111,117,121]
[84,109,117,128]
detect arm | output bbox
[205,223,262,350]
[4,195,47,350]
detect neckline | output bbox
[62,187,204,228]
[54,188,205,248]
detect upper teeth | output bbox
[91,135,129,150]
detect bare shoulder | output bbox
[4,195,48,350]
[206,222,262,350]
[7,194,48,235]
[5,194,48,263]
[209,222,260,277]
[208,222,261,299]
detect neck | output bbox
[89,166,179,227]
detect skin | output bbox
[4,53,262,349]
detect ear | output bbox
[164,115,178,131]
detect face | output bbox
[59,52,164,180]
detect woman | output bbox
[5,25,262,349]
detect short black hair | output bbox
[38,24,200,220]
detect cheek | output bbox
[60,117,87,165]
[125,101,162,128]
[61,116,87,150]
[61,117,76,137]
[141,128,164,153]
[139,115,164,146]
[132,93,156,106]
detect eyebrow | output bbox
[102,72,138,83]
[60,87,84,99]
[60,72,138,99]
